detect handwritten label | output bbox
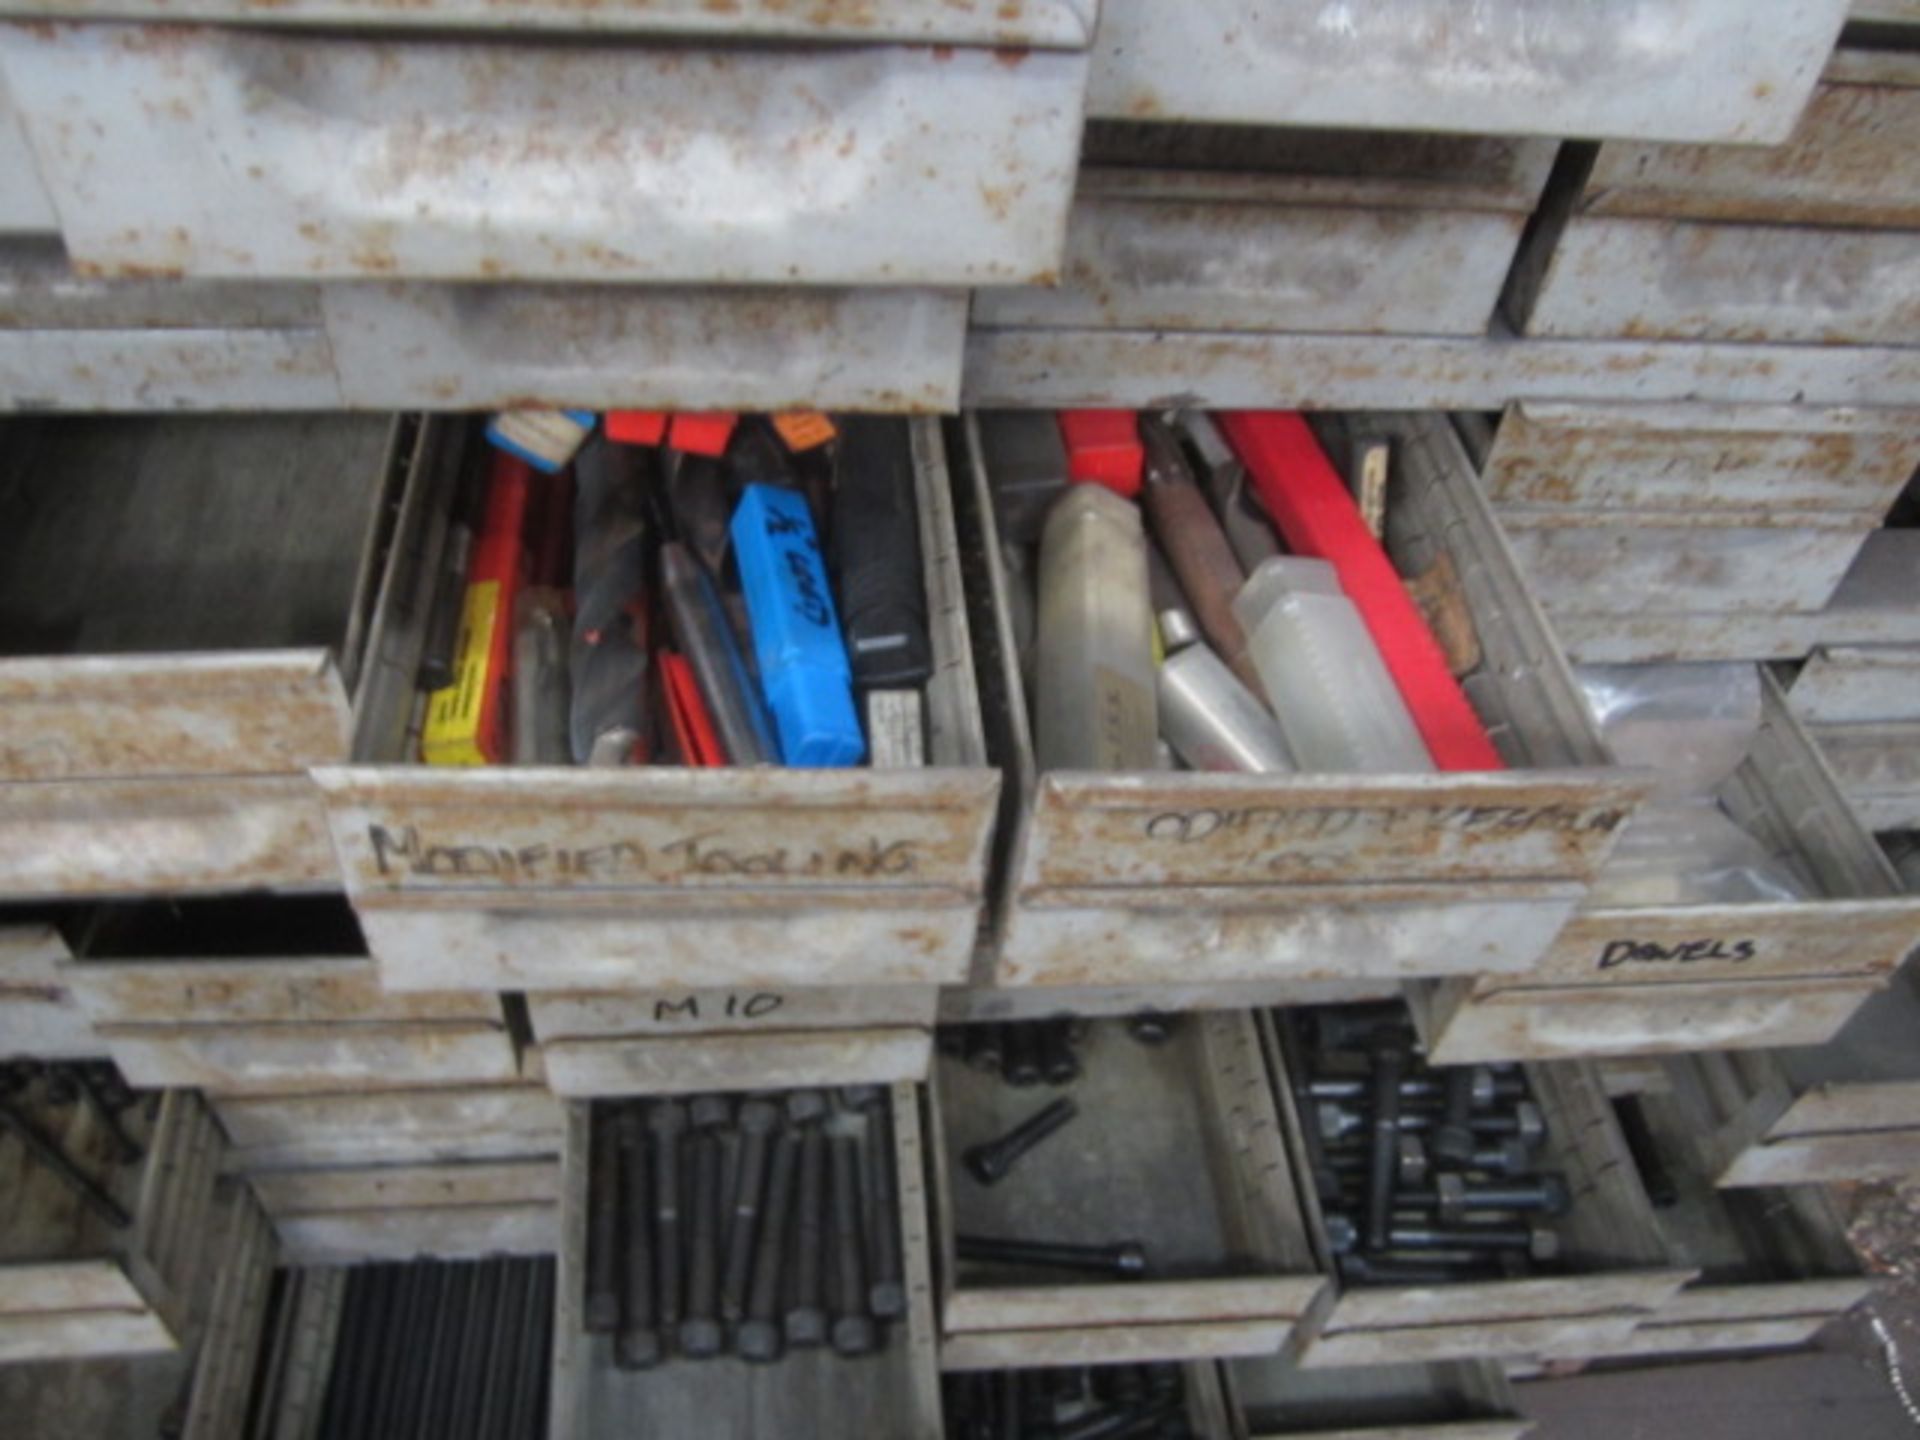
[1597,937,1757,971]
[365,824,920,886]
[1141,802,1628,848]
[649,992,786,1024]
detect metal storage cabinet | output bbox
[960,410,1645,991]
[1265,1017,1694,1369]
[318,414,1000,998]
[929,1012,1326,1369]
[1086,0,1849,144]
[1511,50,1920,346]
[547,1086,943,1440]
[1416,672,1920,1063]
[1219,1357,1530,1440]
[974,135,1555,339]
[0,15,1090,286]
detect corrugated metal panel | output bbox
[0,0,1096,43]
[321,283,968,412]
[1087,0,1849,143]
[0,24,1087,285]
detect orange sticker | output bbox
[772,411,838,452]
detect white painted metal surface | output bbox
[0,72,53,234]
[1792,646,1920,724]
[321,284,969,412]
[0,926,100,1060]
[1087,0,1849,143]
[0,0,1096,43]
[973,197,1526,336]
[0,25,1087,285]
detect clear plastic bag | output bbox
[1575,662,1761,800]
[1588,798,1811,907]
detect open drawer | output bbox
[258,1158,561,1265]
[0,1086,224,1362]
[213,1079,565,1172]
[549,1085,943,1439]
[1681,964,1920,1187]
[1415,670,1920,1063]
[1221,1357,1530,1440]
[0,412,406,898]
[1574,1063,1872,1361]
[50,896,518,1094]
[930,1010,1326,1369]
[1264,1012,1693,1369]
[956,409,1644,988]
[0,18,1086,286]
[528,988,937,1099]
[319,413,998,994]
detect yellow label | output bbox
[423,581,500,766]
[772,411,838,452]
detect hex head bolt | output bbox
[1387,1222,1561,1262]
[1307,1070,1513,1104]
[1365,1040,1408,1252]
[785,1126,829,1347]
[956,1235,1148,1279]
[1038,1020,1080,1085]
[963,1025,1006,1075]
[584,1110,623,1333]
[828,1134,877,1356]
[647,1100,687,1348]
[719,1099,779,1326]
[614,1109,660,1370]
[864,1100,908,1320]
[965,1097,1079,1186]
[1431,1068,1479,1168]
[1402,1172,1571,1222]
[1470,1137,1535,1177]
[1318,1099,1545,1146]
[1003,1024,1043,1087]
[680,1132,724,1358]
[737,1128,798,1363]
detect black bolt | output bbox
[1311,1006,1412,1053]
[964,1097,1078,1186]
[1003,1024,1043,1087]
[1365,1039,1407,1252]
[963,1025,1005,1075]
[1318,1100,1545,1146]
[647,1100,687,1344]
[785,1089,829,1127]
[720,1099,778,1325]
[680,1132,723,1358]
[828,1135,876,1356]
[995,1368,1021,1440]
[1337,1252,1506,1286]
[1307,1070,1514,1105]
[1400,1173,1570,1220]
[838,1084,886,1112]
[785,1126,828,1347]
[585,1110,622,1333]
[615,1109,659,1370]
[957,1235,1147,1279]
[1388,1222,1559,1261]
[1324,1132,1427,1187]
[1038,1020,1080,1085]
[1468,1137,1535,1177]
[41,1065,78,1107]
[1055,1399,1183,1440]
[738,1128,798,1362]
[864,1101,907,1320]
[1431,1068,1479,1168]
[1125,1012,1180,1046]
[689,1094,732,1133]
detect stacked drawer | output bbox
[1509,49,1920,347]
[1476,404,1920,659]
[1792,644,1920,833]
[1219,1357,1528,1440]
[1416,670,1920,1062]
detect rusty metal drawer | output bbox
[1571,1065,1872,1362]
[1479,403,1920,517]
[54,896,520,1094]
[0,23,1086,287]
[1221,1357,1529,1440]
[959,410,1645,990]
[974,141,1554,339]
[322,413,999,995]
[549,1085,943,1440]
[212,1080,565,1171]
[931,1011,1328,1370]
[527,988,936,1098]
[1085,0,1846,143]
[0,411,411,899]
[1510,52,1920,345]
[0,1088,225,1363]
[1416,671,1920,1064]
[0,71,53,235]
[0,923,99,1060]
[1793,645,1920,831]
[1265,1018,1694,1369]
[256,1156,561,1264]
